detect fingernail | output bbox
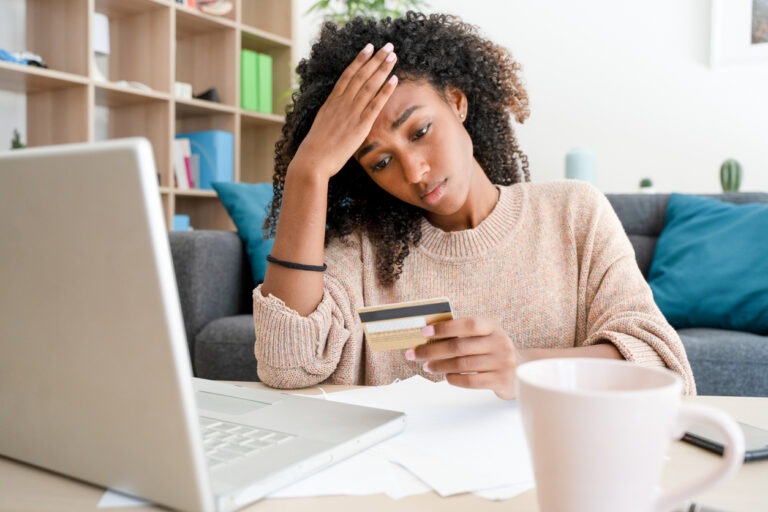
[422,362,432,373]
[405,349,415,361]
[362,43,373,54]
[382,42,394,53]
[386,52,396,62]
[422,325,434,337]
[388,74,398,85]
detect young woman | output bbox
[254,12,695,398]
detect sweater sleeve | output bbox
[252,235,366,389]
[575,186,697,395]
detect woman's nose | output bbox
[401,153,429,184]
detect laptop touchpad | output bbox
[197,392,270,415]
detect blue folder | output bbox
[175,130,234,190]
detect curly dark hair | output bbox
[266,12,530,285]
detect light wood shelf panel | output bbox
[241,26,293,49]
[27,84,91,146]
[242,0,292,39]
[26,0,89,77]
[175,0,237,24]
[175,97,238,116]
[0,61,89,94]
[94,0,171,18]
[95,82,171,106]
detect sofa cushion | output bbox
[648,194,768,334]
[212,181,274,285]
[678,328,768,397]
[194,314,259,381]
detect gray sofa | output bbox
[169,192,768,396]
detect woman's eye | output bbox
[412,123,431,141]
[372,156,391,172]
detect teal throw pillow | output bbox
[212,182,274,285]
[648,193,768,334]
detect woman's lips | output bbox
[420,179,447,205]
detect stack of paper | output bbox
[269,376,535,500]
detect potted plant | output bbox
[638,177,655,194]
[720,158,742,192]
[11,129,25,149]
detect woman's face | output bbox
[355,80,484,227]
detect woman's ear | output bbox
[444,86,468,121]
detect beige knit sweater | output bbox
[253,181,696,394]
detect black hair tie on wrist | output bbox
[266,254,327,272]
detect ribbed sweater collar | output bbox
[417,184,524,260]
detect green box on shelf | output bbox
[257,52,273,114]
[241,49,259,111]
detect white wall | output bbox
[294,0,768,193]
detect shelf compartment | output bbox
[94,96,171,188]
[239,121,282,183]
[26,83,90,147]
[95,0,172,93]
[242,0,292,39]
[174,193,235,231]
[26,0,89,77]
[175,108,236,136]
[175,13,237,108]
[241,33,292,116]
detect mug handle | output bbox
[655,403,746,512]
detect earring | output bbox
[459,113,465,119]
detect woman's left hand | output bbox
[404,317,523,400]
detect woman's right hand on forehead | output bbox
[290,43,398,180]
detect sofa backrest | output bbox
[606,192,768,277]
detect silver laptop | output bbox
[0,138,405,512]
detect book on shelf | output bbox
[172,138,192,190]
[175,130,234,190]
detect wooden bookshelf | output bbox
[5,0,293,230]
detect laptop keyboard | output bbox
[200,417,295,470]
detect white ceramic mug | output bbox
[516,359,745,512]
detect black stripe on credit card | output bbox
[358,301,451,323]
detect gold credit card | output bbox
[358,297,453,352]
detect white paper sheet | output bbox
[317,376,535,497]
[268,446,431,499]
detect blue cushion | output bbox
[648,193,768,334]
[212,182,274,285]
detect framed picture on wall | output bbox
[710,0,768,66]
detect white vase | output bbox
[565,148,597,185]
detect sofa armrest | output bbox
[169,230,253,369]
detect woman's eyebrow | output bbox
[357,105,424,160]
[391,105,422,130]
